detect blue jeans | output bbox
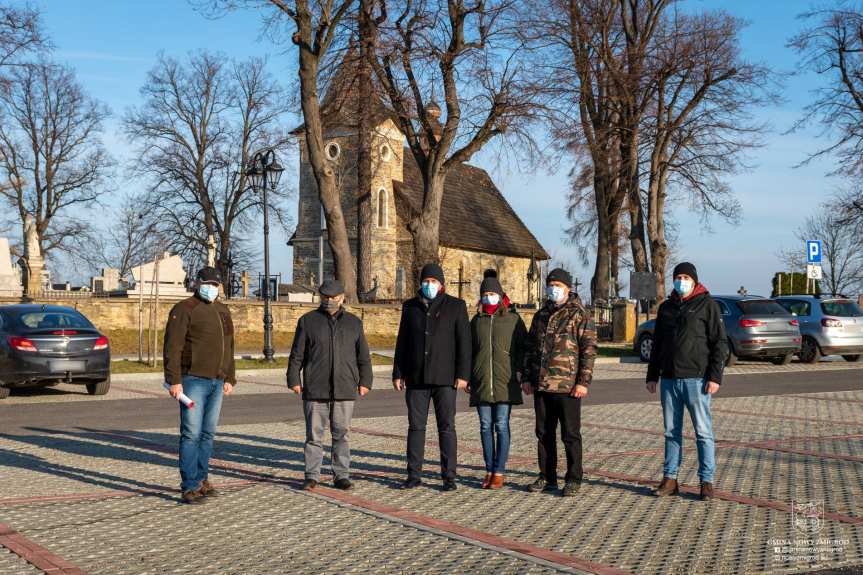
[477,403,512,474]
[179,375,225,492]
[660,377,715,483]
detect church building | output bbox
[289,59,549,305]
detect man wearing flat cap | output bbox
[523,267,597,497]
[393,262,471,491]
[287,279,373,491]
[164,266,236,504]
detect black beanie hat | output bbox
[480,277,503,296]
[483,268,498,279]
[196,266,222,284]
[420,262,445,285]
[546,267,573,288]
[672,262,698,284]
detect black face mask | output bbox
[320,299,341,312]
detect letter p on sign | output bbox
[806,240,822,264]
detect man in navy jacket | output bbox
[393,263,471,491]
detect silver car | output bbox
[774,296,863,363]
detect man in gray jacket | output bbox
[287,280,373,490]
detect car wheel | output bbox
[726,340,738,367]
[842,354,862,363]
[770,353,793,366]
[799,337,822,364]
[86,377,111,396]
[637,334,653,363]
[0,386,9,400]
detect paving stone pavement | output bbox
[1,388,862,574]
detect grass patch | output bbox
[104,329,396,355]
[596,346,637,358]
[111,353,394,374]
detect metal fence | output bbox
[590,302,615,342]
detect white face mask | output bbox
[198,284,219,302]
[421,281,440,300]
[481,294,500,306]
[546,285,566,304]
[674,278,694,297]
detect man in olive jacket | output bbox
[164,266,236,504]
[393,262,471,491]
[523,268,597,497]
[288,279,373,491]
[646,262,727,501]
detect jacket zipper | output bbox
[215,305,225,378]
[489,314,495,402]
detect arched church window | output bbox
[377,189,387,228]
[380,143,392,161]
[325,141,341,161]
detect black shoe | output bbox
[334,478,353,490]
[302,479,318,491]
[442,480,457,492]
[527,477,557,493]
[402,478,422,489]
[562,480,582,497]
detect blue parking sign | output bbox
[806,240,822,263]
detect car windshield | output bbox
[820,301,863,317]
[736,300,788,315]
[15,311,93,330]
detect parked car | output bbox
[633,295,801,366]
[774,296,863,363]
[0,304,111,399]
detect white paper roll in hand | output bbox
[163,383,195,408]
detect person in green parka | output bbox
[469,276,528,489]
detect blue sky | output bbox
[26,0,840,297]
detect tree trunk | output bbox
[355,1,374,301]
[409,171,445,284]
[647,165,669,301]
[621,134,648,273]
[296,37,358,302]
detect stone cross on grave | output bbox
[449,262,471,300]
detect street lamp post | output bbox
[246,149,284,363]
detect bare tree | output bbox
[0,59,112,256]
[794,208,863,295]
[0,4,44,73]
[125,52,291,284]
[790,3,863,223]
[368,0,538,280]
[638,10,771,299]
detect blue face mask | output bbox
[546,285,566,304]
[198,284,219,302]
[421,281,440,300]
[674,278,694,297]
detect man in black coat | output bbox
[287,279,373,491]
[393,262,471,491]
[646,262,727,501]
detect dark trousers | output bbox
[534,391,583,483]
[406,385,458,481]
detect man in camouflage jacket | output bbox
[523,267,597,496]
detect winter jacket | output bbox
[393,291,471,388]
[163,295,236,386]
[469,305,527,406]
[646,285,728,384]
[524,293,597,393]
[286,307,373,401]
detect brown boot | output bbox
[653,477,679,497]
[700,482,714,501]
[181,488,204,505]
[489,474,505,490]
[200,479,219,497]
[481,473,493,489]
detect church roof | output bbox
[290,48,399,136]
[394,152,549,260]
